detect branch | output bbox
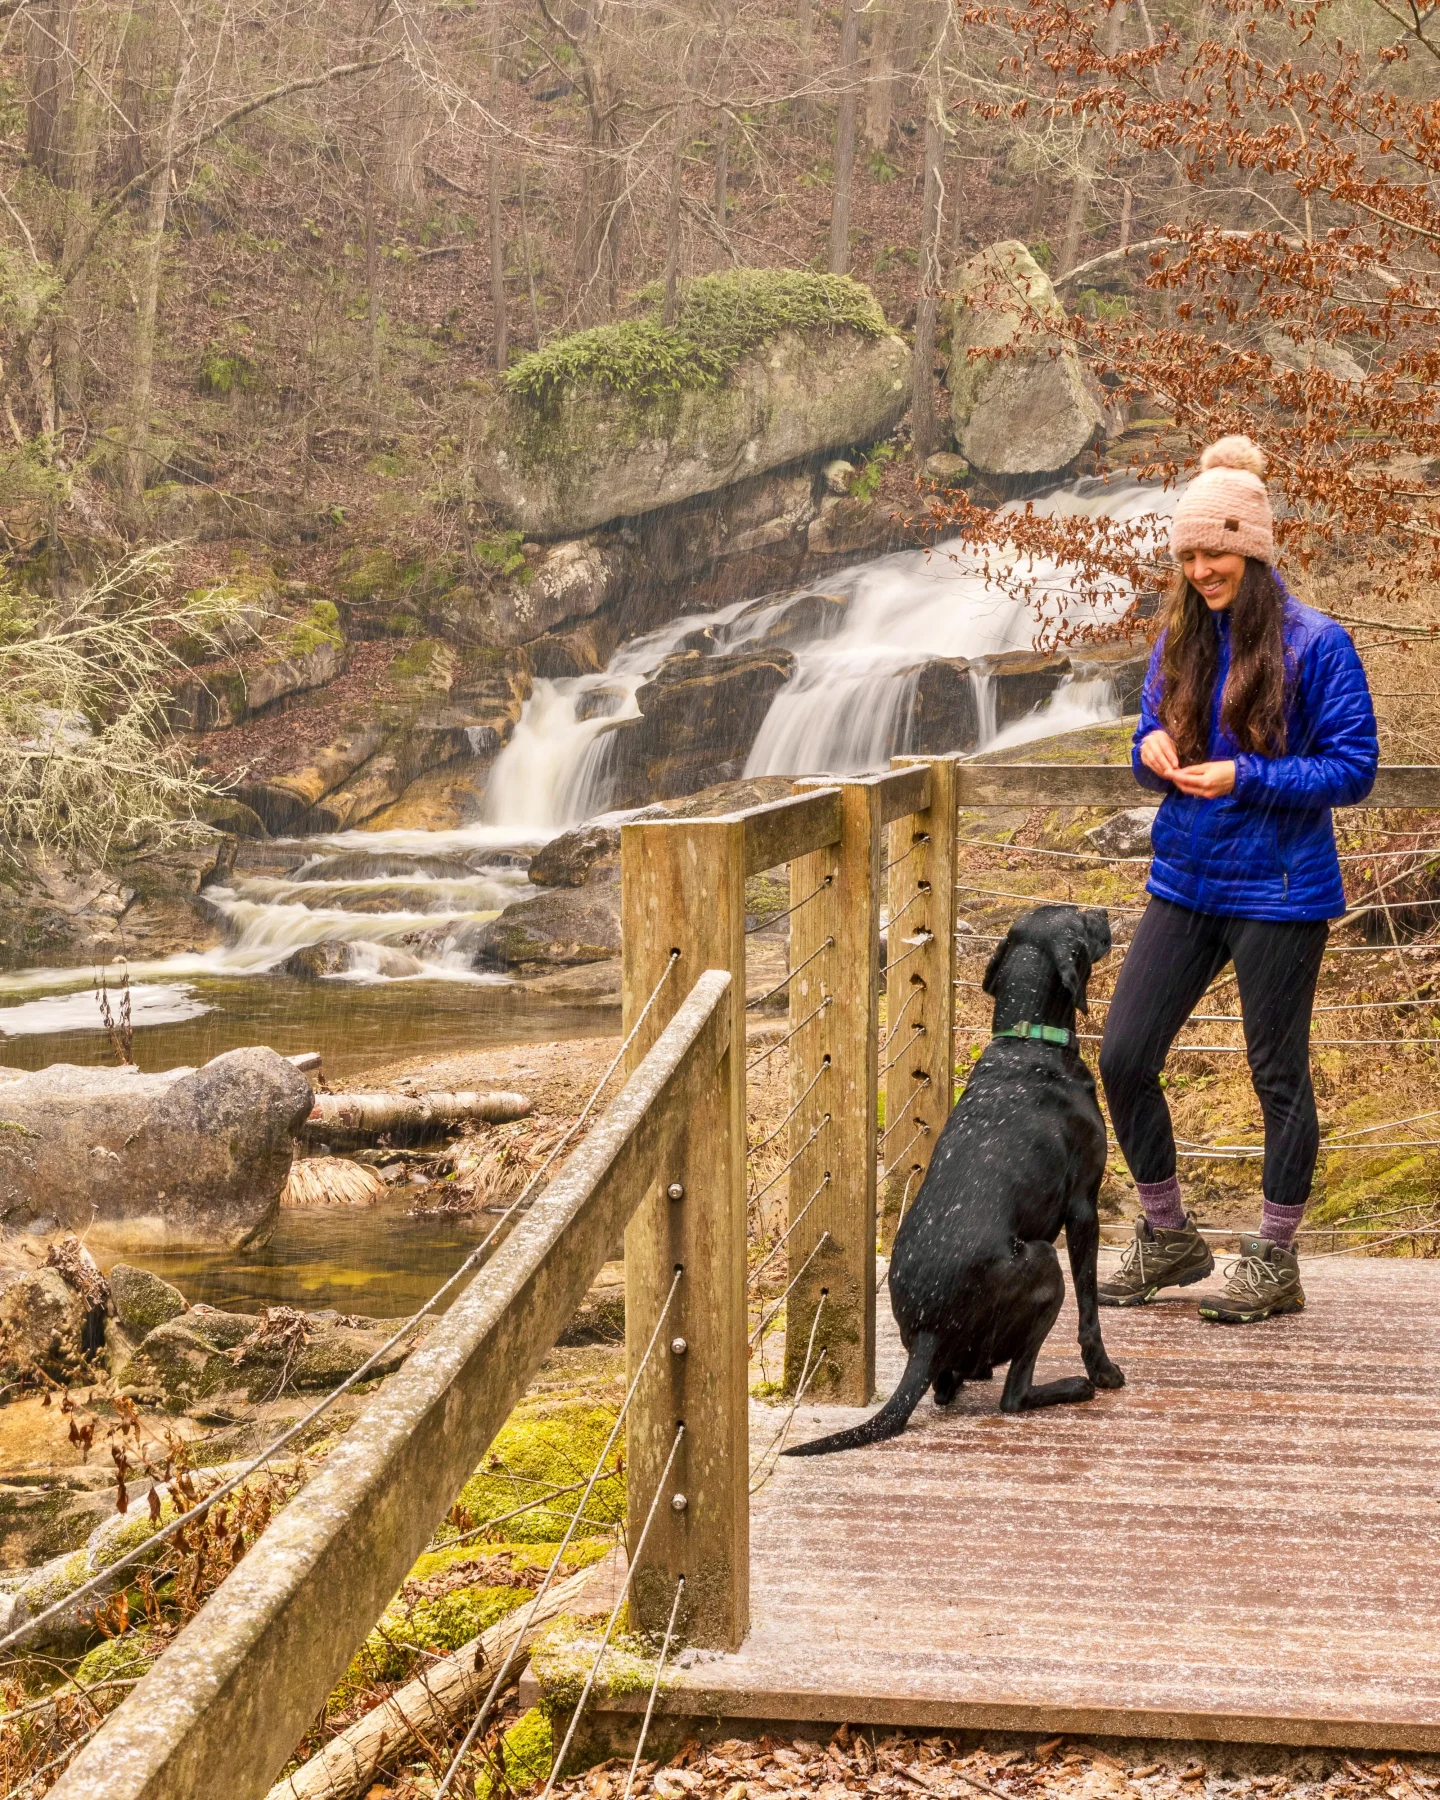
[0,49,403,407]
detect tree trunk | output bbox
[663,77,689,322]
[795,0,815,130]
[488,24,507,372]
[520,165,542,343]
[865,0,897,149]
[911,93,945,462]
[301,1090,532,1149]
[1059,3,1126,276]
[828,0,861,274]
[121,76,182,514]
[363,167,382,435]
[571,15,623,327]
[25,0,75,177]
[713,109,730,225]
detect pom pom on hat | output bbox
[1198,434,1266,479]
[1170,433,1275,565]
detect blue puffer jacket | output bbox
[1133,585,1378,920]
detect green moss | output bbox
[340,1584,530,1694]
[476,1705,553,1800]
[452,1403,626,1544]
[74,1628,156,1687]
[505,268,887,409]
[282,599,343,657]
[475,529,530,582]
[197,347,260,395]
[389,637,443,681]
[529,1616,661,1710]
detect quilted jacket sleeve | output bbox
[1130,638,1171,795]
[1231,625,1378,810]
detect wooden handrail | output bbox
[52,971,734,1800]
[955,764,1440,809]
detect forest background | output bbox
[1,0,1439,844]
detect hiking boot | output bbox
[1198,1236,1305,1323]
[1097,1214,1214,1307]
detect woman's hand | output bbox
[1170,760,1237,799]
[1139,729,1181,781]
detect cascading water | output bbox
[485,476,1175,826]
[1,474,1176,1068]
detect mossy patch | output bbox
[74,1628,156,1687]
[505,269,886,409]
[477,1705,553,1800]
[529,1615,662,1711]
[332,1584,531,1702]
[451,1402,626,1544]
[281,599,343,658]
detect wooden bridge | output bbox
[47,759,1440,1800]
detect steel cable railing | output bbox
[0,951,689,1663]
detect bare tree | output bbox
[827,0,861,274]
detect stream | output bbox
[0,477,1172,1309]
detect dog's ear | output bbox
[1056,922,1100,1014]
[982,931,1012,997]
[1082,908,1112,963]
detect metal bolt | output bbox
[671,1492,688,1513]
[667,1182,685,1202]
[671,1336,688,1356]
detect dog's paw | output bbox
[1089,1360,1125,1390]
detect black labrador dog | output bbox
[786,904,1123,1456]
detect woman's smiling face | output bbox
[1182,548,1247,610]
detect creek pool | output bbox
[129,1200,492,1319]
[0,971,616,1082]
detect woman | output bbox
[1097,435,1378,1322]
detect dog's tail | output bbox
[781,1333,938,1457]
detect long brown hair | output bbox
[1158,558,1290,763]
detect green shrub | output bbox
[196,348,260,395]
[504,268,887,409]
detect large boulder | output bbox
[0,1269,88,1382]
[947,241,1106,477]
[605,647,796,805]
[470,888,622,969]
[476,271,910,538]
[903,658,981,754]
[120,1304,414,1407]
[0,1048,313,1250]
[108,1263,188,1337]
[972,650,1073,732]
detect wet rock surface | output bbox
[471,888,622,969]
[0,1048,313,1250]
[605,646,796,805]
[973,649,1074,731]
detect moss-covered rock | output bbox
[74,1626,157,1687]
[477,1705,554,1800]
[108,1263,189,1337]
[478,269,909,537]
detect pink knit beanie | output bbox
[1169,435,1275,565]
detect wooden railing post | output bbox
[881,755,959,1246]
[621,818,749,1650]
[784,779,884,1404]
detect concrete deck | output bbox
[611,1253,1440,1750]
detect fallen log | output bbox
[302,1090,531,1148]
[265,1556,618,1800]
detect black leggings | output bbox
[1098,897,1329,1209]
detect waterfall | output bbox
[484,475,1175,821]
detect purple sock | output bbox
[1260,1199,1306,1250]
[1136,1174,1187,1231]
